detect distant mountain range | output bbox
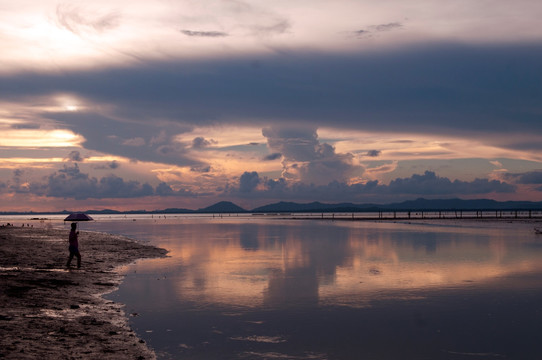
[3,198,542,215]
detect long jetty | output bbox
[280,209,542,221]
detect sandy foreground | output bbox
[0,226,168,360]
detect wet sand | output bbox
[0,226,167,359]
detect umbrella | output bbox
[64,213,93,230]
[64,213,93,222]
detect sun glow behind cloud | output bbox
[0,128,84,148]
[2,0,542,73]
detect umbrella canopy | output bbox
[64,213,93,222]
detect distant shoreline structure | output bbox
[2,197,542,216]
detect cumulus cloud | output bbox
[191,137,216,149]
[262,126,360,185]
[40,164,153,199]
[8,164,201,200]
[386,171,515,195]
[229,170,515,201]
[239,171,261,193]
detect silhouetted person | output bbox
[66,222,81,268]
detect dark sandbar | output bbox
[0,227,167,359]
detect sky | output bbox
[1,0,542,211]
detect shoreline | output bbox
[0,227,168,359]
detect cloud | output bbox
[67,150,84,162]
[263,153,282,161]
[2,43,542,163]
[263,126,320,162]
[239,171,260,193]
[370,22,403,32]
[386,171,515,195]
[38,164,153,199]
[190,165,211,173]
[249,19,291,36]
[191,137,216,149]
[490,160,503,168]
[122,137,146,146]
[41,111,201,167]
[180,30,228,37]
[4,44,540,142]
[155,182,198,197]
[365,150,381,157]
[229,170,515,201]
[353,22,403,38]
[507,170,542,184]
[8,164,202,200]
[56,3,121,35]
[262,126,360,185]
[93,160,120,170]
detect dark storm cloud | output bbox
[2,43,542,154]
[44,111,202,167]
[181,30,228,37]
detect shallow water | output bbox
[16,215,542,359]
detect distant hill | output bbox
[197,201,247,213]
[250,198,542,213]
[252,201,379,213]
[384,198,542,211]
[157,208,194,214]
[2,198,542,216]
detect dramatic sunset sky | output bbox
[1,0,542,211]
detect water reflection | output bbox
[102,219,542,359]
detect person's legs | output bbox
[76,252,81,268]
[67,252,74,267]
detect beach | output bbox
[0,226,167,360]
